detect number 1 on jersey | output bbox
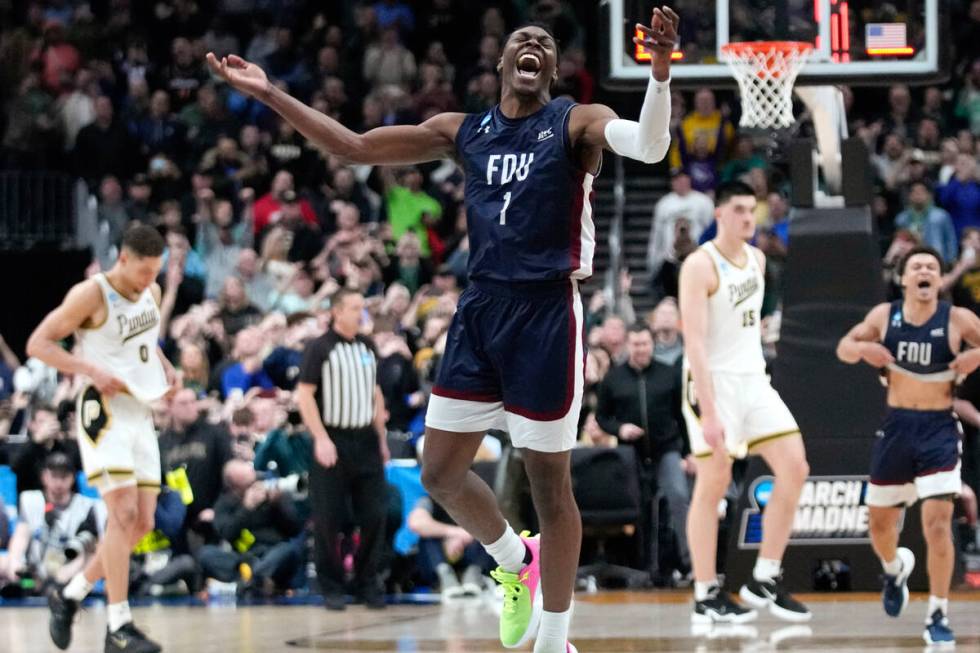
[499,191,512,225]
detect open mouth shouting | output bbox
[516,51,542,80]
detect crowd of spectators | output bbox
[2,0,980,603]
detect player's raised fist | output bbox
[206,52,269,98]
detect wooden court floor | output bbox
[1,591,978,652]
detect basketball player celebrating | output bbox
[837,245,978,646]
[27,225,175,653]
[678,181,811,624]
[209,7,677,652]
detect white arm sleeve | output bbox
[603,75,671,164]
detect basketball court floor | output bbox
[2,591,977,652]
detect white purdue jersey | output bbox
[76,274,168,403]
[701,241,767,375]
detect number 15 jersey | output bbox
[456,97,596,283]
[701,241,767,375]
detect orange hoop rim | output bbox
[721,41,814,58]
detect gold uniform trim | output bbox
[86,468,136,484]
[747,429,802,451]
[77,385,113,446]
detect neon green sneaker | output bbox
[489,532,542,648]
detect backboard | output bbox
[601,0,947,89]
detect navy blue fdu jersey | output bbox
[455,98,596,283]
[883,300,956,379]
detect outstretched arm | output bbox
[836,303,893,366]
[206,53,463,165]
[571,6,677,164]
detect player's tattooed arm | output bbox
[207,53,463,165]
[836,303,893,367]
[949,307,980,375]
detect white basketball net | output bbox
[721,42,813,129]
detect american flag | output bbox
[866,23,908,49]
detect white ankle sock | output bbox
[483,524,526,573]
[62,573,94,601]
[533,607,572,653]
[881,557,903,575]
[107,601,132,633]
[753,557,782,582]
[694,580,719,601]
[928,595,948,618]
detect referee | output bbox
[296,288,390,611]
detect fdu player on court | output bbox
[208,6,678,652]
[838,245,980,647]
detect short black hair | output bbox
[898,245,943,276]
[330,287,362,310]
[121,224,165,258]
[506,22,561,56]
[627,322,653,337]
[715,181,755,207]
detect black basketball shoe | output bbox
[692,586,758,624]
[48,586,79,650]
[740,575,812,622]
[104,623,162,653]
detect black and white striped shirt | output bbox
[299,329,378,429]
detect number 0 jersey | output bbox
[76,273,168,403]
[701,241,766,375]
[456,97,596,282]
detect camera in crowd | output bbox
[257,472,309,499]
[63,530,97,561]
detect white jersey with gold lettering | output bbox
[76,273,168,403]
[681,241,800,458]
[702,241,767,375]
[74,273,165,492]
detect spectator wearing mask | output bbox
[937,154,980,236]
[647,169,714,291]
[895,181,958,264]
[10,404,81,494]
[197,460,303,594]
[595,323,691,577]
[296,289,389,610]
[158,389,232,540]
[1,453,105,587]
[648,298,683,366]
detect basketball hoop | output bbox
[721,41,813,129]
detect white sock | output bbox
[753,557,782,582]
[928,595,948,618]
[62,573,94,601]
[694,580,719,601]
[881,556,903,575]
[533,607,572,653]
[483,523,527,573]
[107,601,132,633]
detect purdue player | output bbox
[679,181,811,624]
[837,245,980,646]
[27,225,175,653]
[209,8,678,653]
